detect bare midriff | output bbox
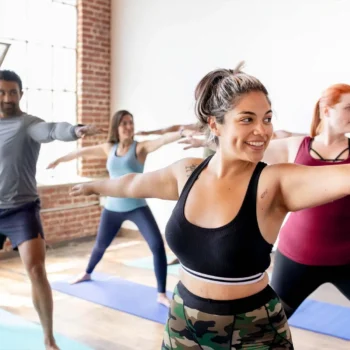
[179,268,269,300]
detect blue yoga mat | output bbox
[51,273,171,324]
[0,308,93,350]
[124,255,180,275]
[289,299,350,340]
[52,273,350,340]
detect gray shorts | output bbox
[0,200,44,249]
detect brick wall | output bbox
[38,185,101,244]
[1,184,102,252]
[0,0,112,252]
[77,0,111,177]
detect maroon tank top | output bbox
[278,136,350,265]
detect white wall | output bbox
[110,0,350,232]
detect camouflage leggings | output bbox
[162,283,293,350]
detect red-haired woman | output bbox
[264,84,350,317]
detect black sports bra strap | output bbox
[309,138,350,161]
[178,155,213,203]
[334,138,350,160]
[242,162,268,214]
[309,139,325,160]
[310,148,325,160]
[334,148,349,161]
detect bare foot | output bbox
[46,344,60,350]
[157,293,171,307]
[45,338,60,350]
[167,258,179,266]
[70,272,91,284]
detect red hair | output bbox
[311,84,350,137]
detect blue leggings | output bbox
[86,206,167,293]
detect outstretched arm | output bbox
[272,129,307,139]
[70,160,182,201]
[137,129,194,155]
[47,143,110,169]
[275,163,350,212]
[27,117,104,143]
[262,136,305,165]
[179,129,305,153]
[178,136,216,151]
[135,123,198,136]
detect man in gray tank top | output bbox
[0,69,103,350]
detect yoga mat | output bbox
[124,255,180,276]
[51,273,171,325]
[52,273,350,340]
[289,299,350,340]
[0,308,93,350]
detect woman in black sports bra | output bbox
[70,63,350,349]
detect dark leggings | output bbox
[0,234,6,249]
[86,206,167,293]
[271,249,350,318]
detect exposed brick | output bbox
[77,0,111,177]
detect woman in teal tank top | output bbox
[49,110,191,307]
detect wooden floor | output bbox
[0,232,349,350]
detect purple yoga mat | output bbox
[51,273,172,324]
[52,273,350,340]
[289,299,350,340]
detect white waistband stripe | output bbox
[181,264,266,285]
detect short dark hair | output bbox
[0,70,23,91]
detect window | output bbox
[0,42,10,67]
[0,0,78,183]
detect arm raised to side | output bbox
[70,157,203,201]
[275,162,350,212]
[70,159,184,201]
[47,143,111,169]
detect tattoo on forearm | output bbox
[261,189,268,198]
[185,164,197,177]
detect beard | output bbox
[0,103,17,116]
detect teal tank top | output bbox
[104,141,147,212]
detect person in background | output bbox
[262,83,350,318]
[0,69,104,350]
[48,109,193,307]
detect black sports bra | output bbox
[165,156,273,285]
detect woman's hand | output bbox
[46,159,61,169]
[70,183,97,197]
[178,135,207,150]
